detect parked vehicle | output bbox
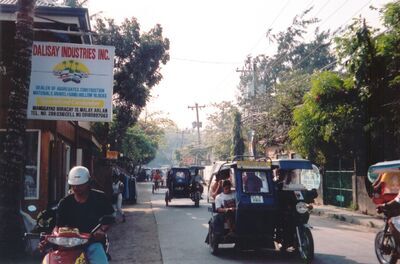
[272,159,319,262]
[368,160,400,264]
[25,215,114,264]
[165,166,203,207]
[205,157,319,263]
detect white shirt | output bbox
[215,192,236,209]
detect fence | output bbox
[323,170,354,208]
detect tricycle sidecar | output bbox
[206,159,279,254]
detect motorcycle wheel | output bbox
[208,225,219,255]
[297,226,314,262]
[375,230,398,264]
[152,184,155,194]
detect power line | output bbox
[264,0,373,75]
[170,57,242,65]
[247,0,292,55]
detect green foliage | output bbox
[204,101,237,160]
[92,18,170,150]
[121,125,157,166]
[290,71,362,164]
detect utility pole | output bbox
[188,103,205,145]
[236,61,257,97]
[236,60,257,158]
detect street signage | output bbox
[27,41,115,122]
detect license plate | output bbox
[250,195,263,203]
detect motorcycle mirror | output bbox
[27,205,37,212]
[99,215,115,225]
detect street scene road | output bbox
[147,184,377,264]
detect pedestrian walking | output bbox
[112,173,125,223]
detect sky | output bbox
[87,0,392,129]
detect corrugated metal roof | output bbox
[0,0,67,7]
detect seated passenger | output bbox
[243,172,262,192]
[373,172,400,204]
[215,180,236,234]
[373,172,400,195]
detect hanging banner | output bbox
[27,41,115,122]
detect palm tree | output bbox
[0,0,36,259]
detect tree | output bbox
[203,101,237,160]
[290,72,362,166]
[92,18,170,151]
[231,110,245,157]
[121,125,157,168]
[237,8,335,153]
[333,1,400,170]
[0,0,36,258]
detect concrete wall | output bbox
[356,175,377,216]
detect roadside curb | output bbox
[311,206,384,230]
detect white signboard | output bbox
[28,41,115,122]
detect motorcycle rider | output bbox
[190,168,204,195]
[377,193,400,258]
[55,166,114,263]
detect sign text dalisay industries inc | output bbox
[27,42,115,122]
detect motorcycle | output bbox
[275,189,317,262]
[375,207,398,264]
[272,159,320,263]
[190,181,203,207]
[25,215,114,263]
[367,160,400,264]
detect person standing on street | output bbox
[112,173,126,223]
[55,166,114,264]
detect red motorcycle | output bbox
[25,215,114,263]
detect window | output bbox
[241,170,269,193]
[0,130,41,199]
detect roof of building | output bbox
[0,0,67,7]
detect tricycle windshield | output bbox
[175,171,187,179]
[241,170,270,193]
[275,166,320,190]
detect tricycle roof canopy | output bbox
[368,160,400,182]
[272,159,313,170]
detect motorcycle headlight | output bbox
[47,237,89,247]
[296,202,309,214]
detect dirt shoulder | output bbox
[108,182,162,264]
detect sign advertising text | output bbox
[28,41,115,122]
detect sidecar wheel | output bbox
[298,227,314,262]
[375,230,398,264]
[208,225,219,255]
[165,191,169,206]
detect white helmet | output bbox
[68,166,90,185]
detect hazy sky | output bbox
[88,0,392,129]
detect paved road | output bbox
[151,187,378,264]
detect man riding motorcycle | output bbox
[47,166,115,264]
[377,191,400,258]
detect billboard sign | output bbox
[27,41,115,122]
